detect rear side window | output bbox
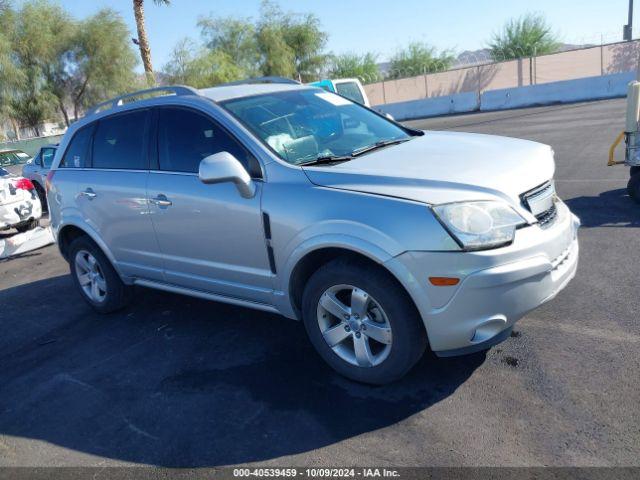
[157,107,260,177]
[92,110,149,170]
[60,125,94,168]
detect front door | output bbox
[147,106,272,304]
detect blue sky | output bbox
[16,0,637,71]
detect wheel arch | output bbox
[285,241,426,332]
[57,221,118,271]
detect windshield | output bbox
[221,89,412,165]
[0,151,30,166]
[335,82,365,105]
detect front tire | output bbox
[302,258,427,385]
[68,236,132,313]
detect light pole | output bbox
[624,0,634,41]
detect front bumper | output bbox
[392,200,580,355]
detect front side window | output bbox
[221,89,411,165]
[157,107,259,176]
[41,148,56,168]
[92,110,149,170]
[335,82,365,105]
[60,125,94,168]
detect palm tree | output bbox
[132,0,169,84]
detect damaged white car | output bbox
[0,167,42,233]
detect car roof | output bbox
[199,83,312,102]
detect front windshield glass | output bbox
[221,89,412,165]
[335,82,365,105]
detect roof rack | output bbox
[219,76,301,87]
[87,85,199,117]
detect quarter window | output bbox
[92,110,149,170]
[60,125,94,168]
[157,107,260,176]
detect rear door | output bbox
[56,110,163,281]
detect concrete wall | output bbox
[480,71,635,111]
[377,92,479,120]
[375,71,635,121]
[365,40,640,108]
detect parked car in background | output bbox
[309,78,371,107]
[0,149,32,176]
[0,166,42,233]
[22,144,57,210]
[48,83,579,384]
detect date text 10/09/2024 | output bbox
[232,468,401,478]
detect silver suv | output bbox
[48,84,580,384]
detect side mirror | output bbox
[198,152,256,198]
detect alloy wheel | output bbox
[316,284,393,367]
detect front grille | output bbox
[534,203,558,227]
[521,180,558,228]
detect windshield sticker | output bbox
[315,92,351,106]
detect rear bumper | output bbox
[0,198,42,230]
[392,200,580,355]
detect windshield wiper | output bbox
[351,137,413,157]
[297,154,353,166]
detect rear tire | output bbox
[33,182,47,212]
[68,235,132,313]
[628,172,640,204]
[301,257,427,385]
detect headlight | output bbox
[432,201,527,250]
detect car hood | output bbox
[302,131,555,206]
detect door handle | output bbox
[150,194,172,207]
[79,188,97,200]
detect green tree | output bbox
[388,42,454,79]
[8,0,61,136]
[256,0,328,81]
[70,9,139,119]
[197,16,259,76]
[489,13,560,61]
[329,52,380,84]
[0,3,22,138]
[163,38,244,88]
[13,0,77,126]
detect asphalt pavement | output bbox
[0,98,638,467]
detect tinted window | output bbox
[335,82,365,105]
[33,151,42,166]
[93,110,149,170]
[60,125,94,168]
[41,148,56,168]
[157,107,260,176]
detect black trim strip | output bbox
[262,212,272,239]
